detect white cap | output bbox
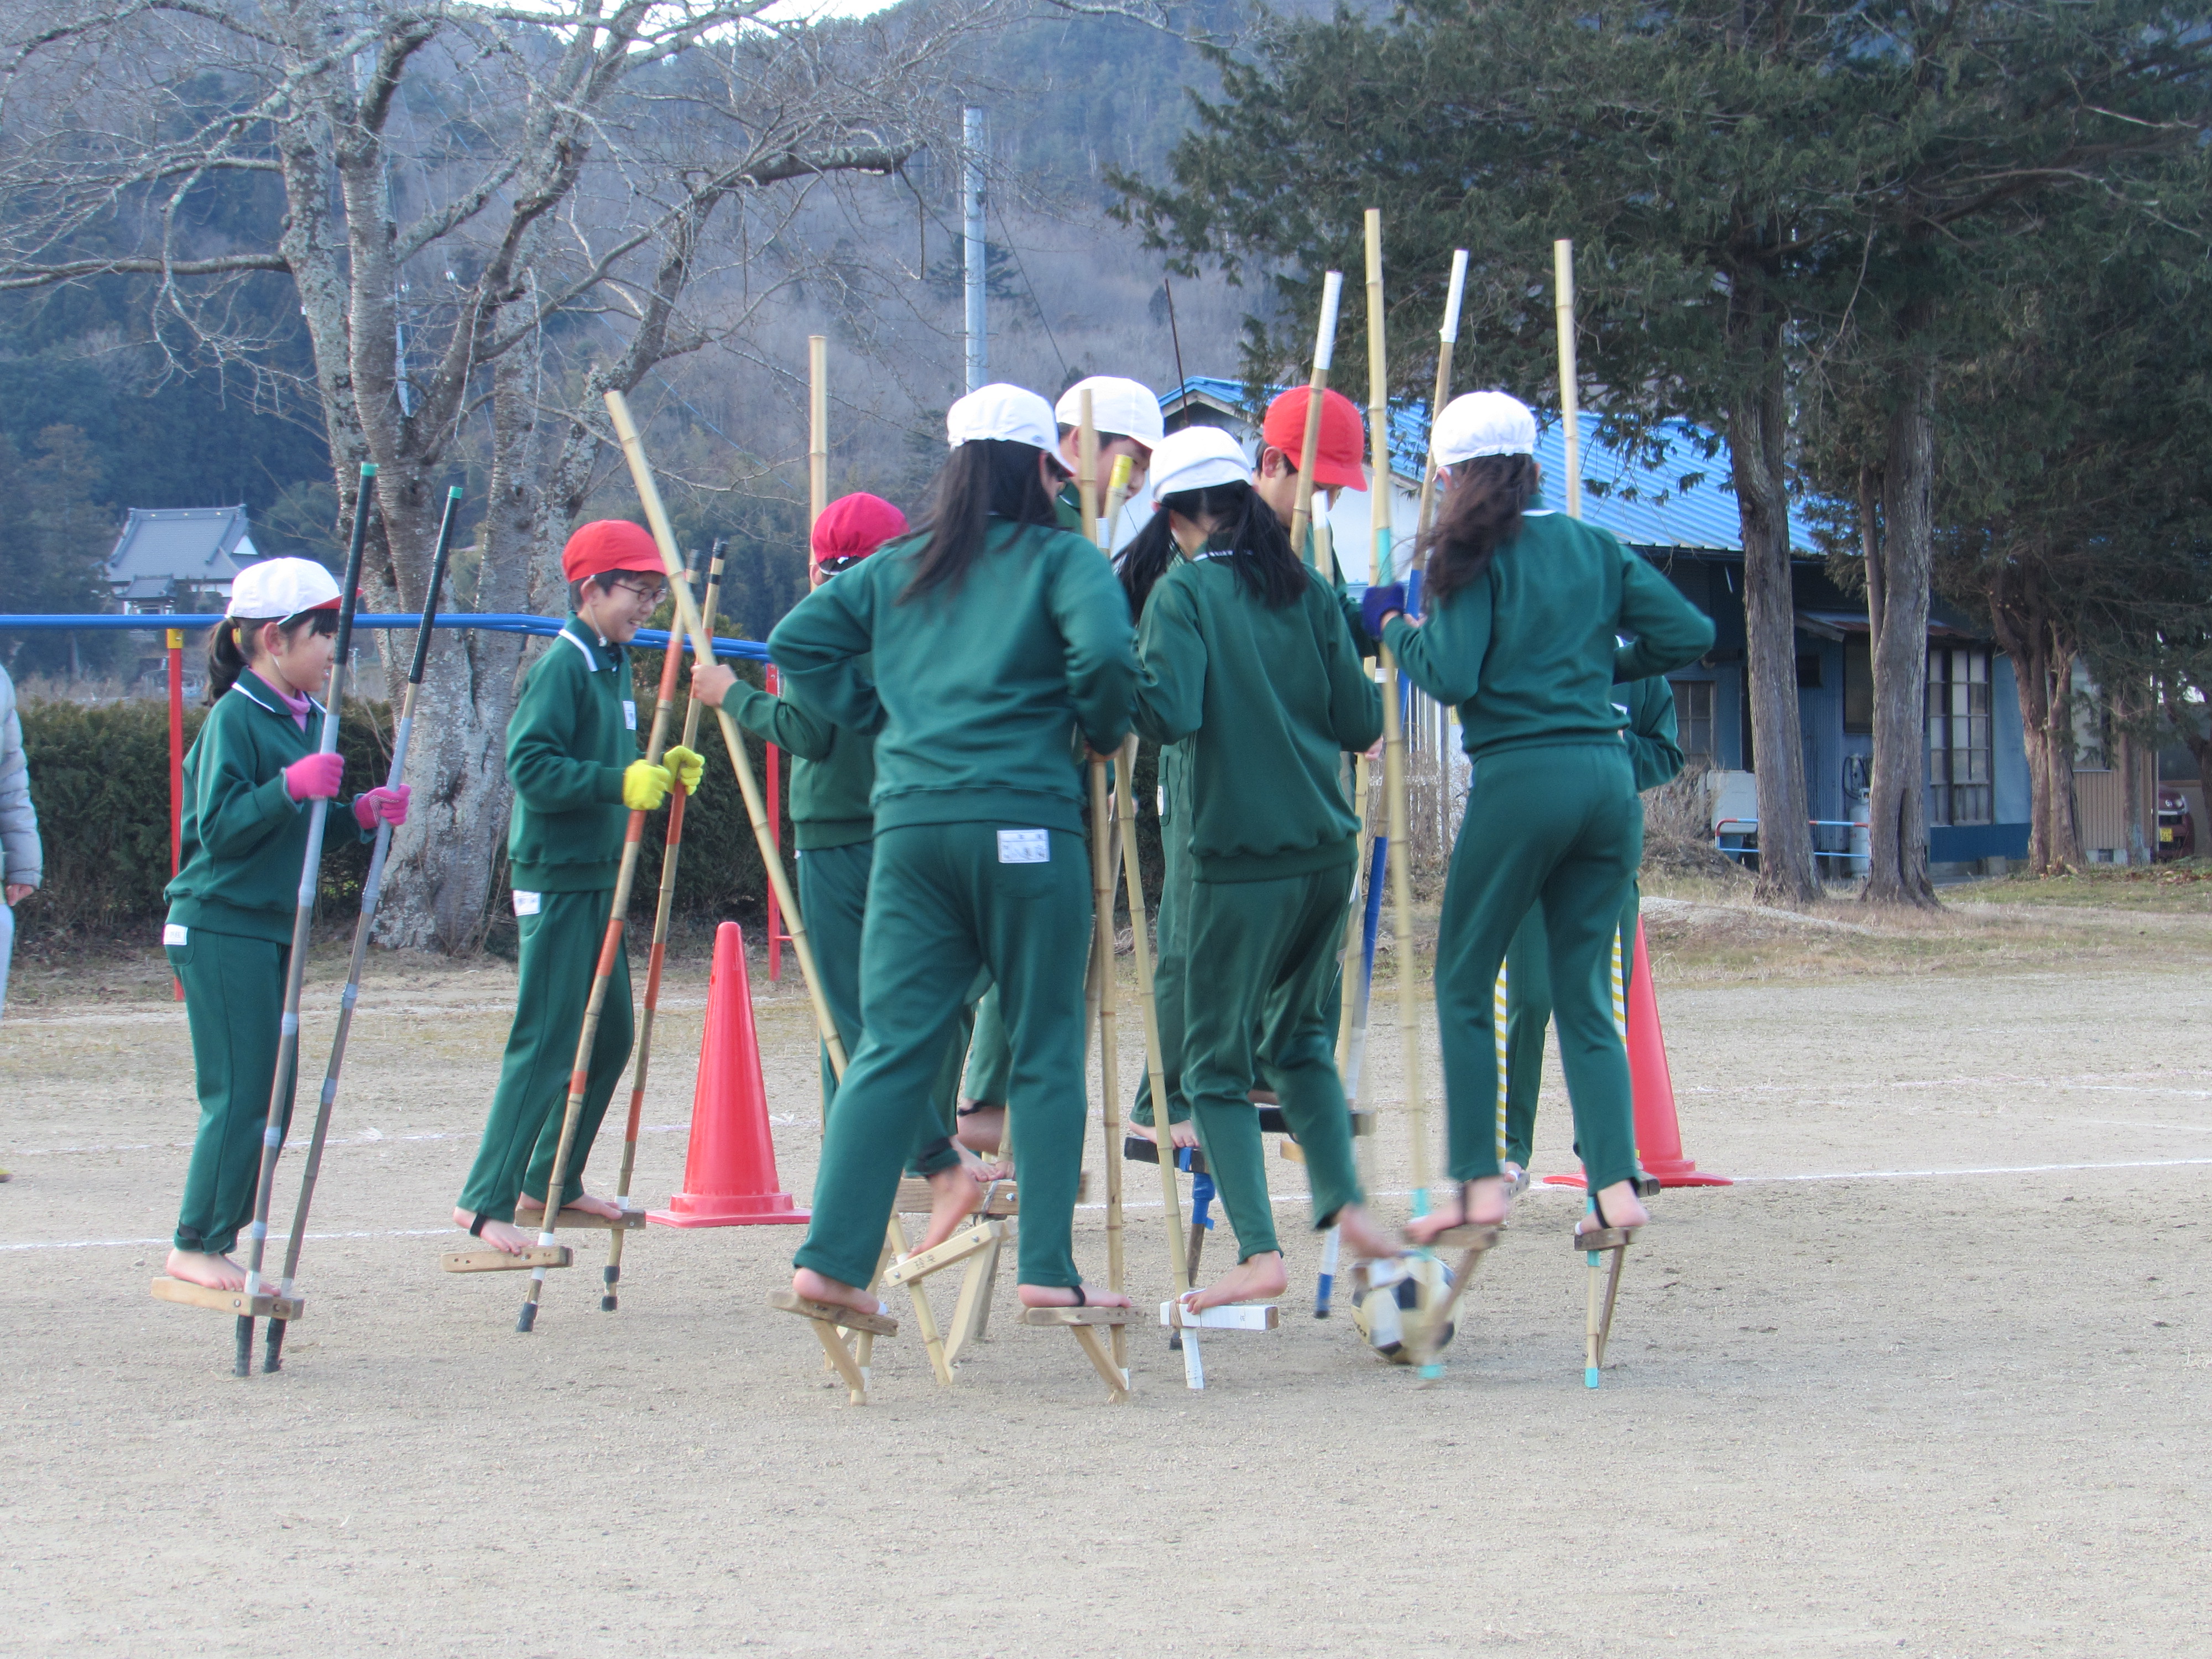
[227,556,342,620]
[1147,427,1251,505]
[1433,391,1538,466]
[946,384,1058,452]
[1053,376,1165,447]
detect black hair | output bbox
[205,610,340,705]
[1115,480,1305,615]
[1419,454,1540,602]
[900,438,1065,602]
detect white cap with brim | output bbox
[227,556,343,620]
[1433,390,1539,466]
[947,384,1058,452]
[1053,375,1165,447]
[1147,426,1252,505]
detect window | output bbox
[1671,679,1715,768]
[1927,647,1992,826]
[1843,639,1873,732]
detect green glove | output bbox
[623,759,674,811]
[663,744,705,795]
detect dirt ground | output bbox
[3,889,2209,1658]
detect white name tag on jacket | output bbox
[513,890,542,916]
[997,829,1049,865]
[624,700,638,731]
[163,924,187,947]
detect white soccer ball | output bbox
[1351,1253,1455,1364]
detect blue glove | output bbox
[1361,582,1407,640]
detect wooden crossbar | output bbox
[883,1220,1004,1289]
[442,1245,571,1274]
[1157,1302,1279,1332]
[150,1277,303,1321]
[517,1205,645,1232]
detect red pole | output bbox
[764,662,782,983]
[168,627,184,1002]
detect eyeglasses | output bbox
[606,579,668,604]
[814,555,865,576]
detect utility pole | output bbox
[963,105,988,393]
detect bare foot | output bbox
[1578,1179,1650,1239]
[1330,1203,1399,1262]
[954,1143,1009,1183]
[1183,1250,1288,1312]
[519,1190,625,1222]
[1127,1118,1200,1150]
[165,1246,248,1291]
[912,1163,983,1254]
[452,1206,534,1255]
[1019,1281,1133,1310]
[1501,1161,1530,1198]
[954,1103,1004,1156]
[792,1267,888,1321]
[1405,1176,1509,1246]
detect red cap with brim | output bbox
[811,493,909,566]
[1261,387,1368,492]
[561,520,666,582]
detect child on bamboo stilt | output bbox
[954,374,1164,1163]
[453,523,702,1255]
[768,385,1138,1321]
[1360,394,1713,1242]
[1124,429,1396,1312]
[163,560,410,1292]
[1500,675,1683,1190]
[691,494,985,1250]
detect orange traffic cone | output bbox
[1545,917,1730,1190]
[648,922,810,1227]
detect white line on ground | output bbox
[9,1155,2206,1255]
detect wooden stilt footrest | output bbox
[769,1290,898,1335]
[884,1220,1005,1288]
[518,1205,645,1230]
[442,1245,571,1273]
[1019,1305,1131,1327]
[150,1276,303,1321]
[1574,1227,1635,1253]
[1159,1301,1279,1332]
[1432,1224,1504,1251]
[1021,1306,1131,1402]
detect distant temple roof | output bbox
[106,507,259,605]
[1159,377,1817,557]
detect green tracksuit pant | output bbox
[169,928,295,1256]
[1181,862,1363,1261]
[1130,807,1194,1129]
[458,888,633,1223]
[962,984,1011,1107]
[795,822,1093,1291]
[797,842,965,1176]
[1437,743,1642,1193]
[1501,886,1642,1170]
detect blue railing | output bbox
[0,612,770,662]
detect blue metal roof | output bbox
[1162,377,1815,556]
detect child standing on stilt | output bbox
[163,559,409,1292]
[1124,429,1395,1311]
[454,522,702,1255]
[768,385,1138,1322]
[1360,393,1713,1241]
[690,494,981,1231]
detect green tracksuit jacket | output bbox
[1502,674,1685,1168]
[1133,551,1383,1259]
[165,670,371,1256]
[771,518,1136,1291]
[458,620,639,1221]
[1383,511,1712,1192]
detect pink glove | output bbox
[284,752,345,802]
[352,784,410,831]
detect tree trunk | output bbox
[1865,356,1938,907]
[1727,284,1818,906]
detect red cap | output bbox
[811,493,909,566]
[561,520,665,582]
[1260,387,1368,492]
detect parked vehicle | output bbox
[2156,789,2195,861]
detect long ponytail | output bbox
[1419,454,1540,602]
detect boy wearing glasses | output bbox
[455,521,701,1254]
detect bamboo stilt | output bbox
[1554,239,1582,521]
[602,541,724,1313]
[1412,249,1468,568]
[262,484,462,1373]
[808,335,828,533]
[1286,272,1345,560]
